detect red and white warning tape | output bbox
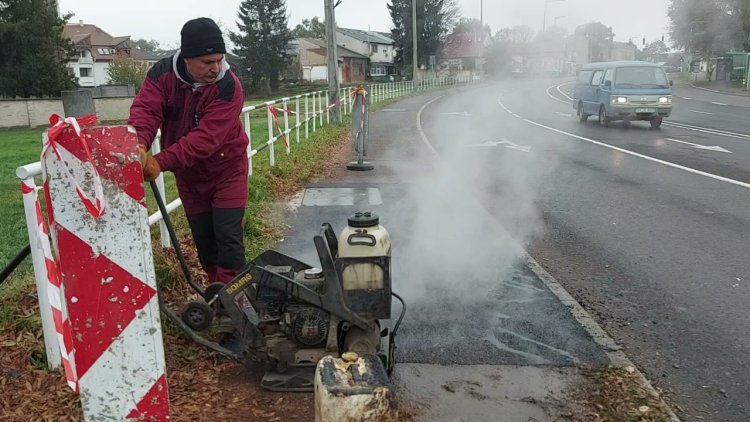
[20,181,77,391]
[268,107,290,149]
[43,114,105,219]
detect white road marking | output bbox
[711,102,728,106]
[381,108,406,112]
[556,112,573,117]
[556,82,575,101]
[416,96,443,157]
[545,85,573,105]
[440,111,472,117]
[497,96,750,190]
[690,110,713,115]
[664,138,732,153]
[465,139,532,152]
[664,122,750,140]
[520,117,750,190]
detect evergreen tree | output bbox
[388,0,459,76]
[130,38,160,54]
[0,0,76,97]
[290,17,326,40]
[230,0,291,96]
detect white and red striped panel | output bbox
[20,180,77,390]
[41,124,170,420]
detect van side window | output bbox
[604,69,613,87]
[577,70,593,84]
[591,70,604,86]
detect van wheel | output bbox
[598,106,610,127]
[577,103,588,123]
[650,116,663,129]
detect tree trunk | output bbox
[263,76,272,97]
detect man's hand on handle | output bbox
[138,145,162,182]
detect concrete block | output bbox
[314,353,392,422]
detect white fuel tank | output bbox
[337,212,390,290]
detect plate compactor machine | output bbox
[152,183,405,392]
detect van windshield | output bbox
[614,67,669,89]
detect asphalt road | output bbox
[418,79,750,421]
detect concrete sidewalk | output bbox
[276,88,646,421]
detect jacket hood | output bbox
[172,50,230,88]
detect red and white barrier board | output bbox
[41,118,170,420]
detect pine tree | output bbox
[230,0,292,96]
[0,0,76,97]
[290,17,326,40]
[388,0,459,77]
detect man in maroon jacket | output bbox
[130,17,249,287]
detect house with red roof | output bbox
[63,20,156,87]
[439,31,490,73]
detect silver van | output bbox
[573,61,673,129]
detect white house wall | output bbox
[69,61,111,87]
[336,31,395,65]
[93,62,111,86]
[370,44,394,64]
[302,65,344,83]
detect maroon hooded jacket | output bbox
[128,54,249,211]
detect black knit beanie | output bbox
[180,17,226,58]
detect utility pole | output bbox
[324,0,341,124]
[412,0,418,85]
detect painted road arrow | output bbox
[467,139,532,153]
[665,138,732,154]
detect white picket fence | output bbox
[13,75,476,369]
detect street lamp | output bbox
[542,0,565,33]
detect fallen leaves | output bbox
[571,365,674,422]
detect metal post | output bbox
[283,99,290,154]
[324,0,341,124]
[267,107,275,166]
[312,92,317,132]
[326,94,331,125]
[319,91,324,126]
[347,87,373,171]
[412,0,418,85]
[18,174,61,369]
[295,97,300,143]
[150,137,170,248]
[244,110,253,176]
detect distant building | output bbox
[439,32,490,73]
[297,38,368,83]
[567,35,636,68]
[336,28,396,78]
[63,20,156,87]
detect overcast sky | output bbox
[58,0,671,49]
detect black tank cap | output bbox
[348,212,379,228]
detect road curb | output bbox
[525,255,681,422]
[689,82,750,97]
